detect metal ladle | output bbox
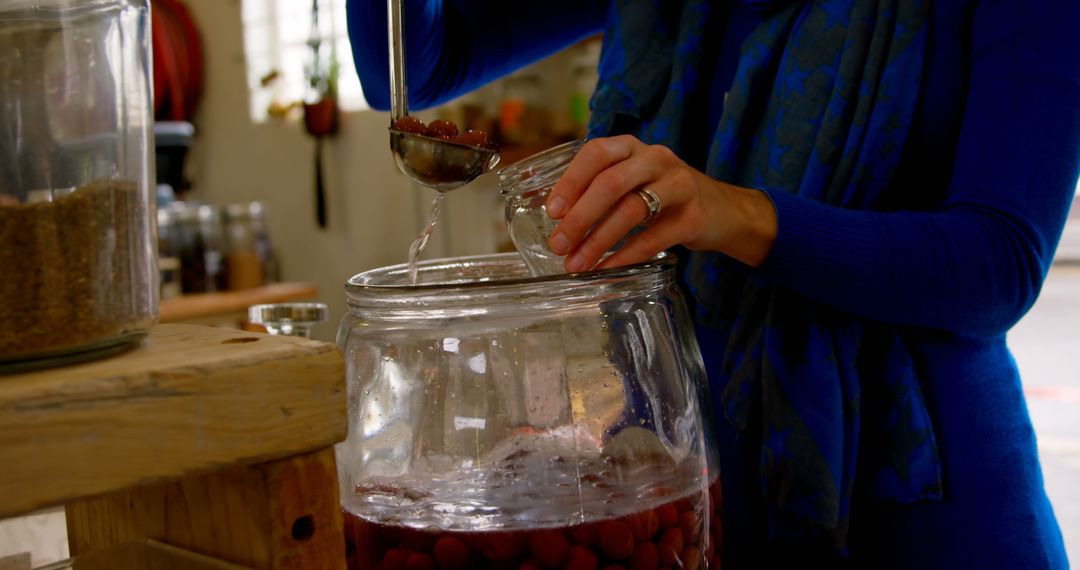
[387,0,499,192]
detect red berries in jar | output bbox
[342,479,721,569]
[433,537,471,570]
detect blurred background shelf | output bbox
[160,282,318,328]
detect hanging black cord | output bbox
[315,138,326,228]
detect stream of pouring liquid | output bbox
[407,192,445,285]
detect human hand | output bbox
[544,136,778,272]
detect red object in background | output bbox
[152,0,205,122]
[303,97,340,138]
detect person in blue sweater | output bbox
[348,0,1079,567]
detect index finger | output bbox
[545,136,640,219]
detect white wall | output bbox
[184,0,505,342]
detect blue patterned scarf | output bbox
[589,0,942,550]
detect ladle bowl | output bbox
[390,129,501,192]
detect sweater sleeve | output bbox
[760,0,1080,338]
[346,0,609,111]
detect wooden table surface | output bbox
[0,324,345,520]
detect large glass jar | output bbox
[337,253,721,569]
[0,0,156,371]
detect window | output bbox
[241,0,367,122]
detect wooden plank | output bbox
[160,283,318,323]
[0,324,346,519]
[263,448,345,569]
[58,539,253,569]
[66,448,345,570]
[0,553,30,570]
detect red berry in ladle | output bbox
[425,119,460,140]
[393,116,427,134]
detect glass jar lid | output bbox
[496,139,584,198]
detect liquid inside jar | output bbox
[344,447,722,570]
[346,480,721,570]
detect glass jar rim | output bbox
[0,0,128,18]
[347,251,674,289]
[344,252,676,316]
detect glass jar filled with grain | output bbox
[0,0,157,372]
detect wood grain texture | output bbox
[47,539,251,569]
[160,283,318,323]
[0,324,345,519]
[66,449,345,570]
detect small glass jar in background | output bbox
[169,202,226,294]
[498,139,584,276]
[223,201,274,290]
[0,0,157,371]
[157,208,182,300]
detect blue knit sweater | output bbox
[348,1,1079,566]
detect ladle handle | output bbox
[387,0,408,121]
